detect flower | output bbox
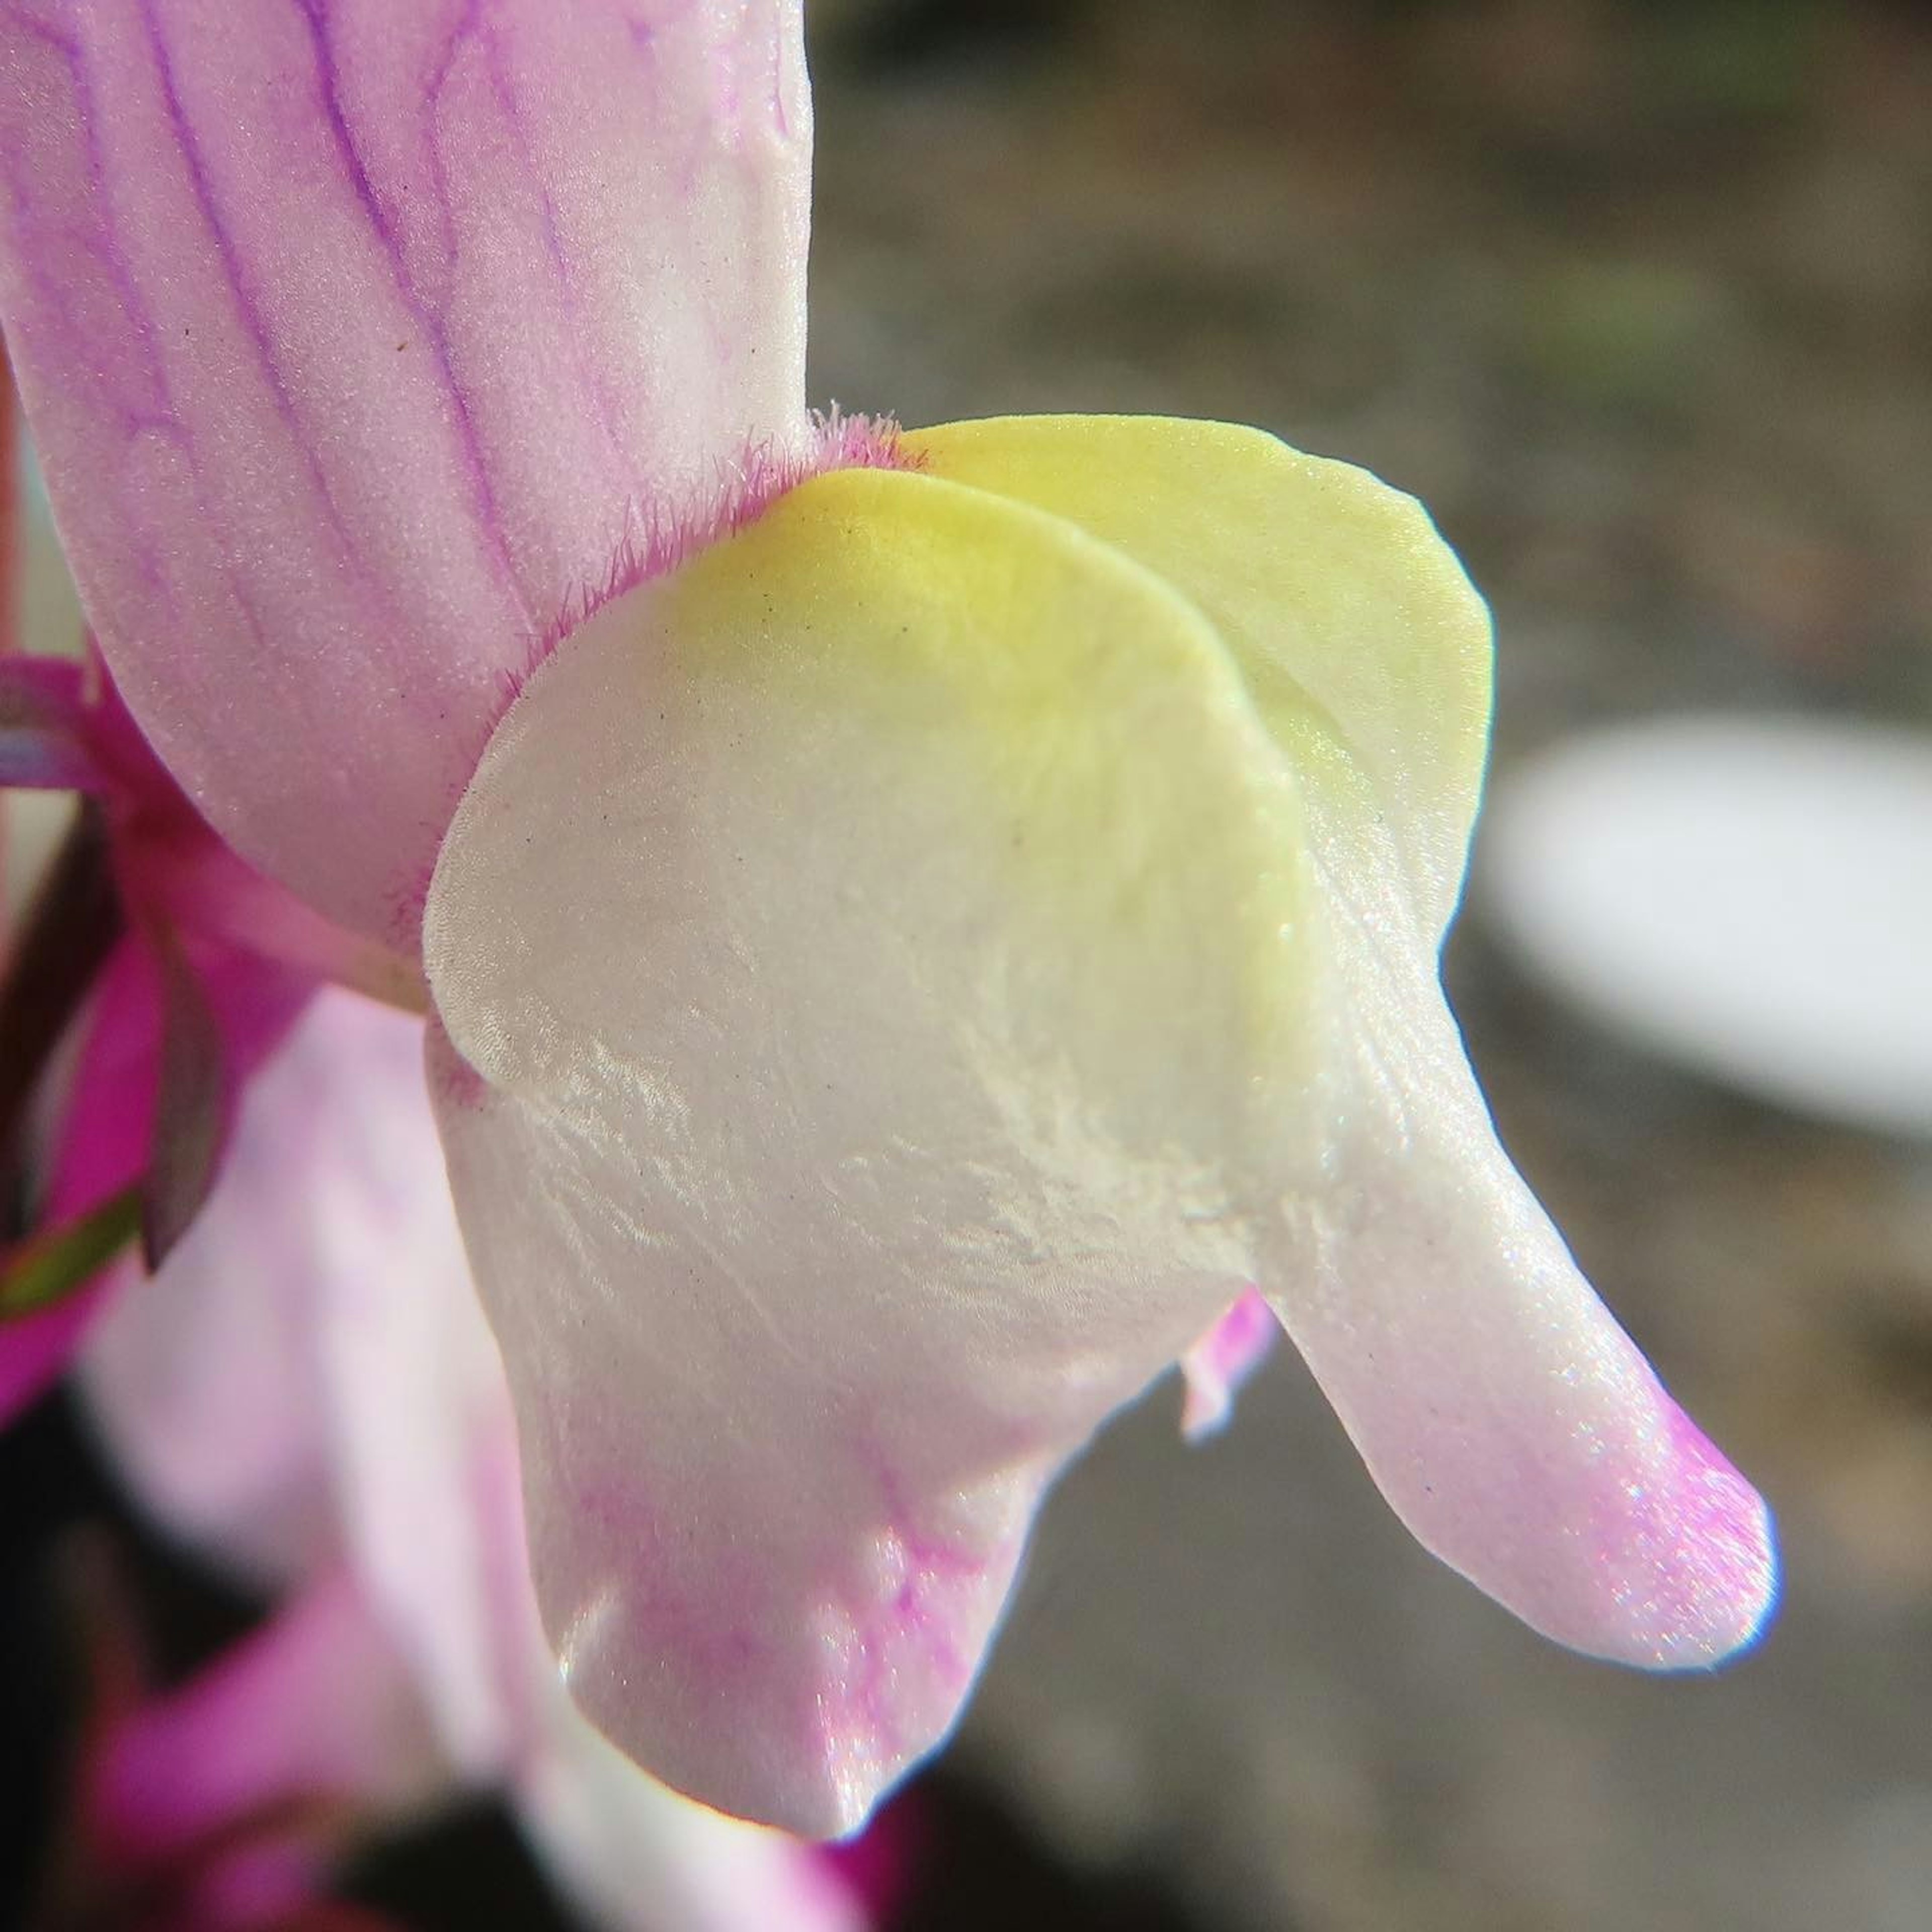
[0,0,1777,1844]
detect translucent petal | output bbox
[1259,780,1777,1668]
[0,0,811,939]
[97,1570,446,1859]
[524,1718,868,1932]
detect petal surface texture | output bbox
[0,0,812,939]
[425,422,1776,1837]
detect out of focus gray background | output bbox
[806,4,1932,1928]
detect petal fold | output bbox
[906,416,1491,936]
[0,0,812,939]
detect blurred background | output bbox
[7,1,1931,1926]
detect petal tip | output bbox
[1578,1401,1780,1675]
[1640,1408,1781,1671]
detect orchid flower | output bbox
[0,0,1776,1844]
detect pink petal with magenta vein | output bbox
[0,0,812,939]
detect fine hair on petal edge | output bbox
[516,408,921,707]
[387,410,921,939]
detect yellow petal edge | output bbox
[906,414,1493,939]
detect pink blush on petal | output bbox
[1179,1287,1278,1440]
[808,1513,1021,1835]
[533,1446,1028,1838]
[1589,1399,1779,1665]
[93,1571,439,1866]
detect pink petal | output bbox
[1178,1287,1278,1440]
[82,980,493,1643]
[75,955,333,1584]
[94,1567,445,1865]
[0,926,303,1426]
[290,996,537,1777]
[0,1269,110,1421]
[0,938,156,1427]
[0,0,812,939]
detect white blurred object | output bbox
[1479,715,1932,1137]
